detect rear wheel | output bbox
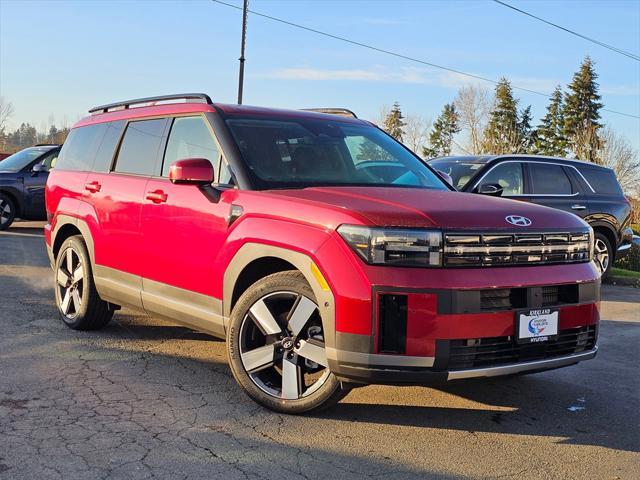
[54,235,113,330]
[0,193,16,231]
[594,232,612,277]
[227,271,349,414]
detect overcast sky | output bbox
[1,0,639,150]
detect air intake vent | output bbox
[378,294,407,354]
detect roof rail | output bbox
[89,93,213,114]
[302,108,358,118]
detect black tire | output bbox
[227,270,349,414]
[0,193,16,231]
[54,235,113,330]
[594,232,613,278]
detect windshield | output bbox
[0,147,51,173]
[429,159,486,190]
[225,116,448,191]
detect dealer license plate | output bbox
[517,309,559,344]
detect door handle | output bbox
[571,204,586,211]
[146,190,168,204]
[84,181,101,193]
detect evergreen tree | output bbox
[481,78,520,154]
[533,86,567,156]
[563,56,603,162]
[422,103,460,158]
[383,102,406,141]
[517,105,534,153]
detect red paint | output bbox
[45,100,600,362]
[168,158,214,185]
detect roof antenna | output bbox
[237,0,249,105]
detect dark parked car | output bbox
[429,155,633,276]
[0,144,60,230]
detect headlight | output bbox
[337,225,442,267]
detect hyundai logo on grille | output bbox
[505,215,532,226]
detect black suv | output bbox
[0,145,60,230]
[429,154,633,276]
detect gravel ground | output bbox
[1,222,639,479]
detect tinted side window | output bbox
[529,163,572,194]
[478,162,524,195]
[114,119,167,176]
[162,116,218,177]
[579,167,623,196]
[39,149,60,171]
[93,121,125,172]
[56,124,107,171]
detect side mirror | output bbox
[478,183,504,196]
[436,170,454,187]
[169,158,214,185]
[31,163,47,175]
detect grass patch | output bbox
[610,267,640,279]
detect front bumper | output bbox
[328,347,597,384]
[617,227,634,259]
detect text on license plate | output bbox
[517,309,558,343]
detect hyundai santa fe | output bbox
[45,94,600,413]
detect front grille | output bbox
[444,231,591,267]
[437,326,597,370]
[479,288,527,311]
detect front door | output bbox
[140,115,232,336]
[22,149,58,218]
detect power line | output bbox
[492,0,640,62]
[211,0,640,119]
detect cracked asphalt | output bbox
[1,222,639,479]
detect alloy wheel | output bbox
[239,291,330,400]
[0,198,11,227]
[594,238,610,274]
[56,247,84,319]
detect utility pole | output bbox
[237,0,249,104]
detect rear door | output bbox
[524,161,589,219]
[85,118,168,309]
[140,115,232,336]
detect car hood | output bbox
[269,187,589,230]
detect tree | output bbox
[517,105,534,153]
[481,78,521,154]
[403,114,432,154]
[563,56,603,162]
[533,86,568,156]
[383,102,406,141]
[454,85,490,154]
[597,127,640,194]
[0,97,13,132]
[422,103,460,158]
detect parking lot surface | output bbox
[1,222,639,479]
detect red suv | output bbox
[45,94,600,414]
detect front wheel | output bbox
[227,271,348,414]
[0,193,16,231]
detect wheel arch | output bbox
[51,215,96,265]
[224,243,336,349]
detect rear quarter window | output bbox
[55,123,108,171]
[579,167,624,196]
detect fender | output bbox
[223,242,337,350]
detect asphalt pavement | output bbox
[1,221,638,479]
